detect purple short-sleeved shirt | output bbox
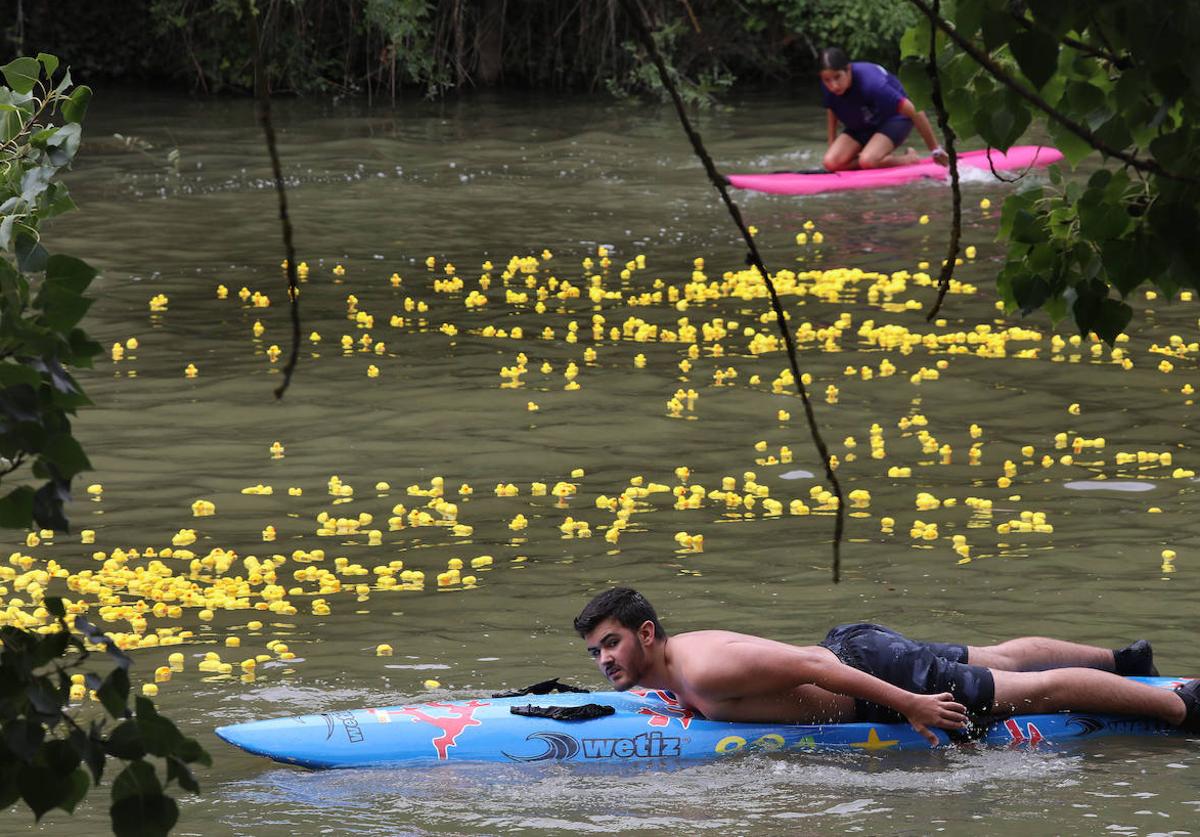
[822,62,907,132]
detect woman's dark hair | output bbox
[819,47,850,71]
[574,587,666,639]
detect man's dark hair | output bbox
[574,587,666,640]
[819,46,850,71]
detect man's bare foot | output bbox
[891,147,920,166]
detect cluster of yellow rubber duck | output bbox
[3,206,1196,705]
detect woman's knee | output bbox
[823,151,852,171]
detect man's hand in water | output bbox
[903,691,968,745]
[931,146,950,166]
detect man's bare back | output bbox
[661,631,858,723]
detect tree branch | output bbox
[923,0,962,323]
[617,0,846,583]
[243,0,303,399]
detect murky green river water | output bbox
[6,87,1199,834]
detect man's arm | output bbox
[689,642,968,745]
[897,99,948,165]
[826,109,838,146]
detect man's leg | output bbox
[968,638,1156,675]
[990,668,1186,725]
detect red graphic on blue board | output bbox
[630,688,695,729]
[1004,718,1045,747]
[393,700,490,759]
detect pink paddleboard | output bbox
[727,145,1063,196]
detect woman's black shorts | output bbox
[818,622,996,722]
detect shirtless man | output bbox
[574,588,1200,744]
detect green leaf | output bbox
[36,53,59,79]
[1043,293,1069,324]
[1072,279,1133,343]
[44,123,82,166]
[1064,81,1110,129]
[97,668,131,719]
[974,89,1031,150]
[1047,117,1094,165]
[174,735,212,767]
[1,58,41,95]
[15,233,48,273]
[33,478,71,533]
[1078,200,1131,241]
[61,86,91,124]
[1149,130,1191,168]
[1099,239,1141,296]
[0,486,35,528]
[899,20,929,60]
[18,765,71,820]
[952,0,985,36]
[45,254,97,293]
[898,59,932,111]
[105,720,147,760]
[980,9,1019,51]
[110,760,162,804]
[1113,68,1148,113]
[38,284,94,331]
[111,792,178,837]
[41,182,78,220]
[1009,27,1059,90]
[165,755,199,794]
[31,628,70,668]
[1011,271,1051,313]
[1010,209,1048,244]
[20,165,54,204]
[42,434,91,479]
[1093,298,1133,344]
[0,363,42,387]
[1026,0,1071,37]
[68,725,106,785]
[42,739,81,775]
[5,719,46,762]
[58,768,89,815]
[1094,115,1133,154]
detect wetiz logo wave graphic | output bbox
[503,732,580,762]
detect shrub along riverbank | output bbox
[0,0,915,100]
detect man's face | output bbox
[820,68,851,96]
[584,617,650,691]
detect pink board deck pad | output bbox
[727,145,1063,196]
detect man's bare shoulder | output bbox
[671,629,819,651]
[668,630,824,680]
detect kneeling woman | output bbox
[818,46,949,172]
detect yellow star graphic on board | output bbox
[850,727,899,750]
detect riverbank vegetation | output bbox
[1,0,915,99]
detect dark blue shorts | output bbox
[819,623,995,723]
[845,114,913,148]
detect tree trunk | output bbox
[475,0,504,85]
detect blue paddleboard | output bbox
[215,677,1193,768]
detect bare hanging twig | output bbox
[616,0,846,582]
[243,0,303,399]
[922,0,962,323]
[905,0,1199,185]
